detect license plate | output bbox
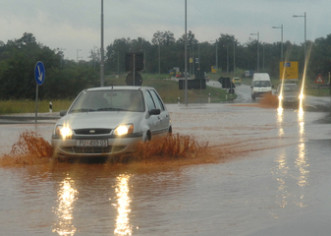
[76,139,108,147]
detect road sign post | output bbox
[34,61,45,123]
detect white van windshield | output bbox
[253,81,271,87]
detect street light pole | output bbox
[158,40,161,76]
[184,0,188,105]
[233,39,236,75]
[215,39,218,72]
[250,32,259,72]
[293,12,307,59]
[272,24,284,61]
[100,0,104,87]
[226,45,229,73]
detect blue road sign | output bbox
[34,61,45,85]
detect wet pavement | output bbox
[1,96,331,235]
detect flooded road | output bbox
[1,103,331,235]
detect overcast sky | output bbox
[1,0,330,60]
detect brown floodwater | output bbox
[2,103,329,235]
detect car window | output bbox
[69,90,145,112]
[145,90,156,111]
[283,84,298,92]
[253,81,271,87]
[149,90,165,111]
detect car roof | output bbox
[85,86,155,92]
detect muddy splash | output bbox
[135,134,208,160]
[259,93,278,108]
[0,131,280,168]
[0,132,213,167]
[232,93,278,109]
[0,131,53,166]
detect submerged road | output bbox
[0,100,331,235]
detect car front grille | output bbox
[62,146,125,154]
[74,128,112,135]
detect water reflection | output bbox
[277,107,284,137]
[275,151,289,208]
[274,109,289,209]
[113,174,133,236]
[53,176,78,236]
[274,108,309,209]
[297,110,308,187]
[296,109,309,207]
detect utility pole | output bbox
[250,32,260,72]
[100,0,104,86]
[272,24,284,61]
[293,12,307,60]
[184,0,188,105]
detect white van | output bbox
[251,73,272,100]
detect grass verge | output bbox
[0,73,235,114]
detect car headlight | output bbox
[114,124,134,137]
[55,124,73,140]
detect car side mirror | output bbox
[149,109,161,116]
[59,110,67,117]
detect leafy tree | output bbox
[309,35,331,79]
[0,33,98,100]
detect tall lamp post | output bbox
[184,0,188,105]
[250,32,260,72]
[100,0,104,86]
[293,12,307,58]
[272,24,284,61]
[158,40,161,76]
[233,39,236,75]
[215,39,218,72]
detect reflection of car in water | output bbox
[276,82,300,107]
[251,73,272,100]
[52,86,172,159]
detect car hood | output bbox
[57,111,144,129]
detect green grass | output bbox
[0,100,72,114]
[0,73,236,114]
[106,73,236,103]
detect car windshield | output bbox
[69,90,145,113]
[253,81,271,87]
[283,84,299,92]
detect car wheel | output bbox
[168,126,172,135]
[144,131,151,142]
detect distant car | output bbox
[276,82,300,107]
[176,73,183,78]
[52,86,172,159]
[232,77,242,85]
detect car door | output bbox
[144,89,161,135]
[148,89,170,133]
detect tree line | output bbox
[0,32,330,100]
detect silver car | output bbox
[276,82,300,107]
[52,86,172,158]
